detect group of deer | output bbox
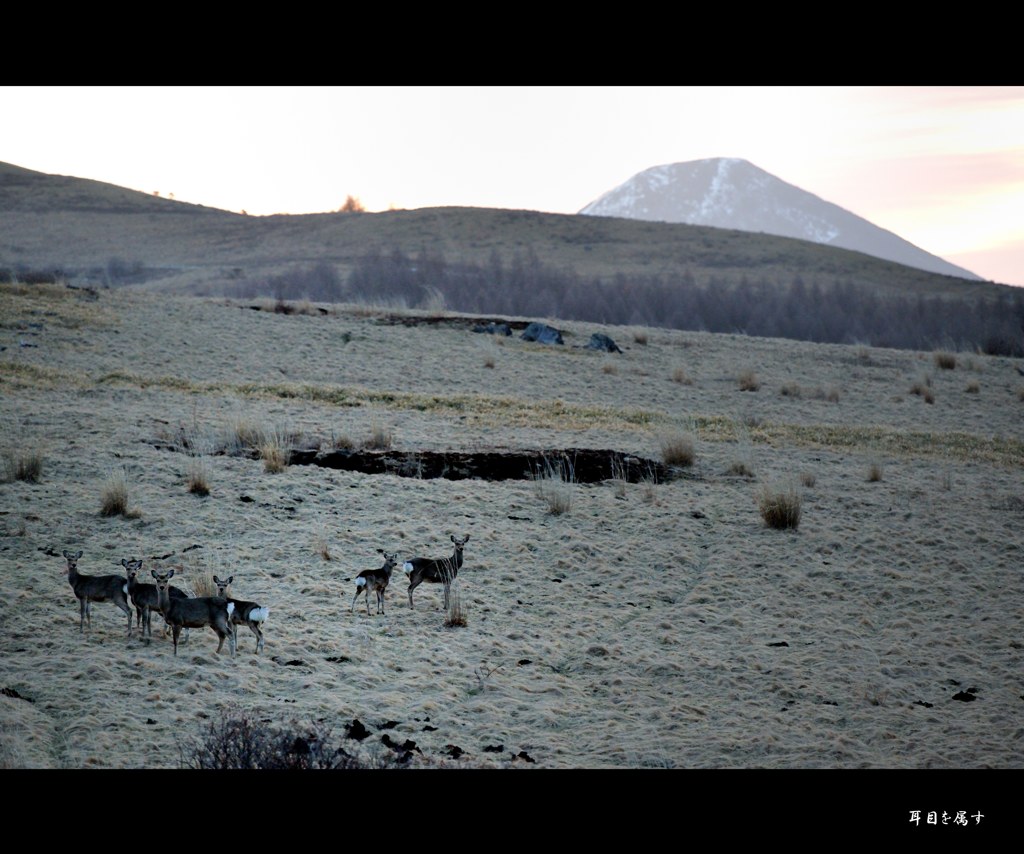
[61,533,466,651]
[351,534,469,616]
[61,549,267,656]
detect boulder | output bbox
[520,322,564,345]
[585,333,622,353]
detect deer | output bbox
[62,549,133,635]
[351,549,399,616]
[212,575,268,654]
[404,534,469,610]
[152,568,235,656]
[121,558,188,640]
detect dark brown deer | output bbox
[121,558,188,640]
[212,575,268,654]
[62,549,133,635]
[403,534,469,610]
[152,568,235,656]
[351,550,398,616]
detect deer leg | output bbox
[79,599,86,633]
[172,625,181,655]
[249,623,263,654]
[407,577,421,609]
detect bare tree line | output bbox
[231,246,1024,356]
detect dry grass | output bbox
[100,470,132,517]
[363,421,393,451]
[757,484,802,530]
[800,472,817,488]
[313,528,332,561]
[602,361,618,375]
[443,578,468,628]
[867,463,884,482]
[671,367,693,385]
[186,459,211,495]
[3,448,44,483]
[727,460,754,478]
[965,381,980,394]
[5,286,1024,772]
[224,417,263,455]
[533,457,574,515]
[934,351,957,370]
[780,382,803,398]
[660,433,696,467]
[633,329,649,346]
[737,370,760,392]
[260,431,290,473]
[909,377,935,404]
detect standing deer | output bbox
[62,549,133,635]
[152,568,235,656]
[404,534,469,610]
[351,550,398,616]
[212,575,268,654]
[122,558,188,640]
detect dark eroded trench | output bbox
[157,440,678,484]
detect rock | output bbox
[585,333,622,353]
[520,322,564,345]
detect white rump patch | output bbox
[403,562,414,575]
[226,602,235,618]
[250,606,269,622]
[122,584,128,595]
[356,577,367,588]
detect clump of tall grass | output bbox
[757,483,802,530]
[910,377,935,404]
[100,469,136,517]
[363,421,393,451]
[533,457,574,515]
[660,432,695,467]
[737,370,760,392]
[933,351,957,370]
[260,427,290,473]
[671,367,694,385]
[186,459,211,495]
[444,578,468,628]
[2,448,43,483]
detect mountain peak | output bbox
[579,158,980,281]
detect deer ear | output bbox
[121,558,128,567]
[167,569,175,579]
[75,550,83,559]
[151,570,158,579]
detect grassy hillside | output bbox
[1,281,1023,778]
[0,160,1012,303]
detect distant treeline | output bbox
[232,248,1024,356]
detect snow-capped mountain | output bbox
[579,158,981,281]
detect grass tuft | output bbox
[738,370,760,392]
[3,448,43,483]
[660,433,696,467]
[757,484,802,530]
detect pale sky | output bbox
[2,86,1023,286]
